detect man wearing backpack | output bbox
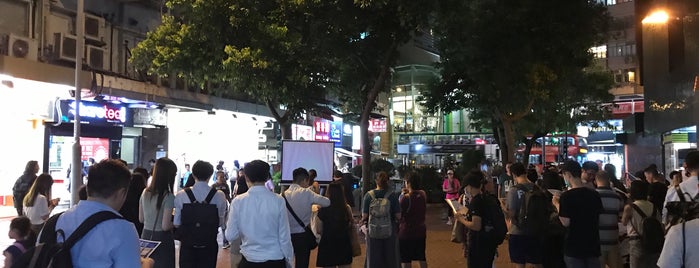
[174,160,229,268]
[658,179,699,267]
[554,160,603,268]
[595,171,624,268]
[663,150,699,225]
[506,163,544,268]
[41,159,148,267]
[283,168,330,268]
[622,180,663,268]
[456,171,504,268]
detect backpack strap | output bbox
[630,203,648,236]
[62,211,122,249]
[676,186,687,202]
[203,188,217,204]
[38,212,64,244]
[184,188,197,203]
[368,190,376,200]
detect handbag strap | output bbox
[282,192,306,228]
[149,193,162,240]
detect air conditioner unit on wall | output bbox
[53,32,77,62]
[84,13,104,42]
[0,33,38,60]
[86,45,104,69]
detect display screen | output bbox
[281,140,334,183]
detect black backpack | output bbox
[178,188,220,248]
[514,184,554,236]
[631,204,665,254]
[482,194,508,245]
[13,211,122,268]
[665,186,699,230]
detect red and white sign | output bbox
[612,101,644,117]
[314,118,331,141]
[80,137,110,161]
[292,124,313,141]
[368,118,387,132]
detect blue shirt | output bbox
[226,186,294,266]
[52,200,141,268]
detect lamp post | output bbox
[71,0,84,206]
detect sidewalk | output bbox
[0,205,17,219]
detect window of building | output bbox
[590,45,607,59]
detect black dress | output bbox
[316,206,353,266]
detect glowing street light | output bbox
[642,10,670,24]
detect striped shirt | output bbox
[596,187,623,251]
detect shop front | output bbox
[0,75,71,205]
[167,108,274,178]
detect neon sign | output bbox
[68,102,127,123]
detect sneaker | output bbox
[446,220,453,225]
[223,242,230,249]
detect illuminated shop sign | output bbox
[58,100,132,126]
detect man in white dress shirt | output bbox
[174,160,229,268]
[226,160,294,268]
[663,151,699,224]
[284,168,331,268]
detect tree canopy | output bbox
[420,0,614,163]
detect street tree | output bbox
[420,0,612,163]
[130,0,350,138]
[329,0,434,193]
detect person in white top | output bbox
[23,174,59,234]
[174,160,229,268]
[283,168,331,268]
[226,160,294,268]
[622,180,659,268]
[663,151,699,223]
[658,218,699,267]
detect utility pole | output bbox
[71,0,84,206]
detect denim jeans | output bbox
[564,256,601,268]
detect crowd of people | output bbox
[4,158,430,268]
[6,151,699,268]
[450,153,699,268]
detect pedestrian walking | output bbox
[362,171,401,268]
[399,171,427,268]
[316,183,353,268]
[23,174,58,234]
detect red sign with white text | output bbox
[314,118,331,141]
[80,137,110,161]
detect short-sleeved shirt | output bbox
[507,182,534,235]
[443,179,461,200]
[657,218,699,267]
[174,181,229,228]
[596,187,623,251]
[140,190,175,232]
[362,189,400,221]
[213,182,231,201]
[25,194,49,225]
[559,187,603,258]
[466,193,487,245]
[52,200,142,268]
[398,190,427,239]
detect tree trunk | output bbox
[266,100,291,139]
[502,119,517,164]
[523,138,533,167]
[360,44,397,195]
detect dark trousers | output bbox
[240,256,285,268]
[291,232,311,268]
[179,246,218,268]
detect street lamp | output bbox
[642,10,670,24]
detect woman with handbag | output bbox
[139,158,177,268]
[399,172,427,268]
[316,183,354,268]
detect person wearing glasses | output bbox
[442,170,460,225]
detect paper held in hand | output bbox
[139,239,161,258]
[446,199,467,215]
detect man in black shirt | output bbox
[644,165,667,213]
[456,171,497,268]
[555,160,603,268]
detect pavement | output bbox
[0,203,514,268]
